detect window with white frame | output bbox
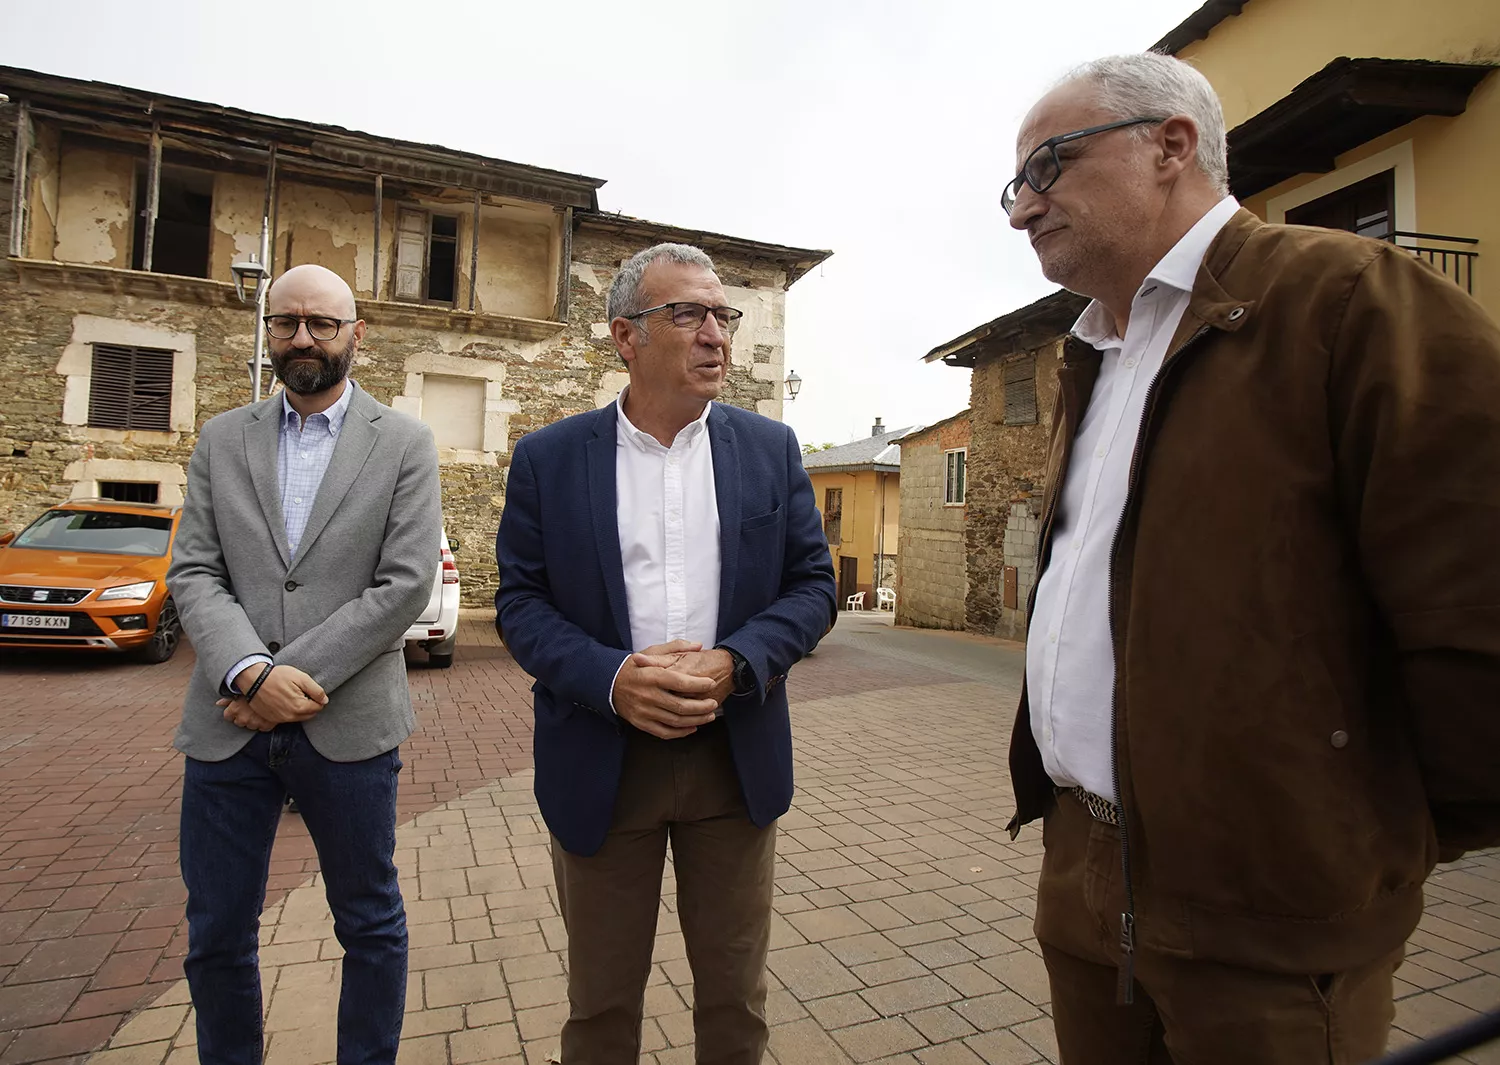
[945,449,967,506]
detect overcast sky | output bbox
[2,0,1204,445]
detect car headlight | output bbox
[98,581,156,601]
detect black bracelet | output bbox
[244,662,275,703]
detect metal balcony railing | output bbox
[1387,231,1479,294]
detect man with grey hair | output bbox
[1002,52,1500,1061]
[497,243,835,1062]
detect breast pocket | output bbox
[741,505,784,532]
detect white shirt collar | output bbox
[281,378,354,435]
[1073,195,1241,347]
[615,386,712,452]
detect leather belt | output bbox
[1070,786,1121,826]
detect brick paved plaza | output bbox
[0,612,1496,1064]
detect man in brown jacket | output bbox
[1001,52,1500,1063]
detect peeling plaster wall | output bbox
[54,143,135,267]
[209,172,267,284]
[472,207,554,319]
[25,122,61,260]
[274,181,371,292]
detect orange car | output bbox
[0,498,183,662]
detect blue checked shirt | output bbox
[225,382,355,693]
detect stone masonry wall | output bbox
[965,341,1060,639]
[895,415,969,630]
[0,227,788,609]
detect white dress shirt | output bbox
[615,389,722,658]
[225,381,354,692]
[1026,195,1240,802]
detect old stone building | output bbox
[892,410,969,630]
[924,291,1084,640]
[0,67,827,605]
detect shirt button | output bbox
[294,497,303,504]
[1049,632,1058,643]
[1096,447,1106,459]
[1124,358,1137,369]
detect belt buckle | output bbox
[1072,786,1120,826]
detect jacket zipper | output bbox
[1106,322,1211,1007]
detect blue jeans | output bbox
[180,723,407,1065]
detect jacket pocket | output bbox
[742,505,784,531]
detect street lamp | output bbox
[231,208,273,405]
[784,370,803,402]
[230,250,270,402]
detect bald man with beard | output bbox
[168,264,442,1064]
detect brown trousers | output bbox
[1036,790,1399,1065]
[551,722,777,1065]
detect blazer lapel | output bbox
[709,405,740,636]
[287,385,378,574]
[586,407,633,649]
[244,395,291,568]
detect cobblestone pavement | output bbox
[0,612,1497,1064]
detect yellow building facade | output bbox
[803,421,906,608]
[1164,0,1500,317]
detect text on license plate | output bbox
[2,614,70,630]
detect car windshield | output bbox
[12,510,174,557]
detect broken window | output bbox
[88,344,173,431]
[428,215,459,303]
[394,207,460,305]
[131,164,213,277]
[98,481,161,504]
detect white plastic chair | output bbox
[845,591,866,611]
[876,587,896,611]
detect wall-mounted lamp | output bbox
[784,370,803,402]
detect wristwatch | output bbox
[720,646,756,697]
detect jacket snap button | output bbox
[284,580,298,592]
[1330,730,1349,749]
[268,641,281,652]
[1228,307,1246,321]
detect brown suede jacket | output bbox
[1008,209,1500,974]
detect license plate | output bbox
[2,614,70,630]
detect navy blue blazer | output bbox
[495,401,837,856]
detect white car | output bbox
[405,532,459,668]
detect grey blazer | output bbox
[169,382,442,763]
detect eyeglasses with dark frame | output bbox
[623,302,744,335]
[262,315,358,342]
[1001,116,1168,213]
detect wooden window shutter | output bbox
[394,208,429,302]
[1003,355,1038,426]
[88,344,174,431]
